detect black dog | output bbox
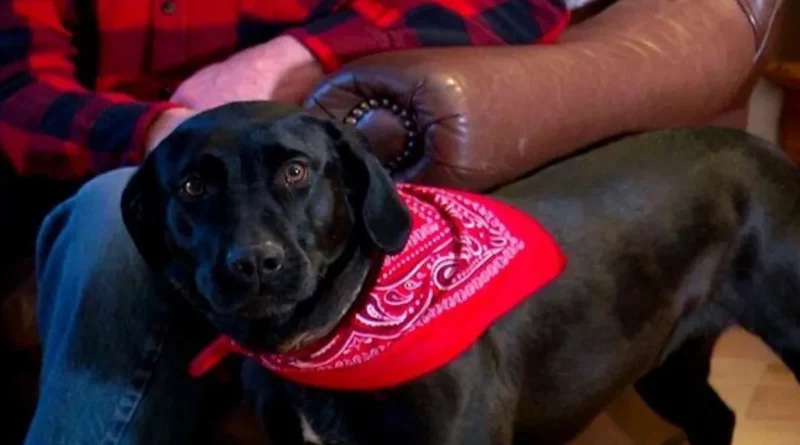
[121,101,800,445]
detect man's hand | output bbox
[147,36,324,155]
[171,35,325,110]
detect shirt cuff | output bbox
[284,3,417,73]
[129,101,183,164]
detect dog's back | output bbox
[490,127,800,444]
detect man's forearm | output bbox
[474,0,758,174]
[479,0,759,184]
[554,0,756,137]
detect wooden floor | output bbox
[569,328,800,445]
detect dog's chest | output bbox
[291,409,365,445]
[287,395,427,445]
[299,413,325,444]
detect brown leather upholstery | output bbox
[738,0,786,60]
[306,0,785,192]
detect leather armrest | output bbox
[305,0,781,191]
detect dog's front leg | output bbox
[240,359,309,445]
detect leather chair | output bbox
[304,0,784,192]
[1,0,787,443]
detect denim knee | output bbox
[33,167,156,355]
[36,167,135,277]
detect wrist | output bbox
[145,108,198,153]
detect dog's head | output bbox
[121,101,411,352]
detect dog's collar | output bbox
[190,184,566,390]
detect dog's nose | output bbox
[226,243,285,284]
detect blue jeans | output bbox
[25,168,223,445]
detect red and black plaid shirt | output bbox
[0,0,568,180]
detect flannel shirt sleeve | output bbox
[284,0,569,72]
[0,0,178,179]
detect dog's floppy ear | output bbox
[120,153,170,269]
[328,122,411,253]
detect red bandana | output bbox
[190,184,566,390]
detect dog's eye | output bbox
[282,161,308,186]
[181,178,207,198]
